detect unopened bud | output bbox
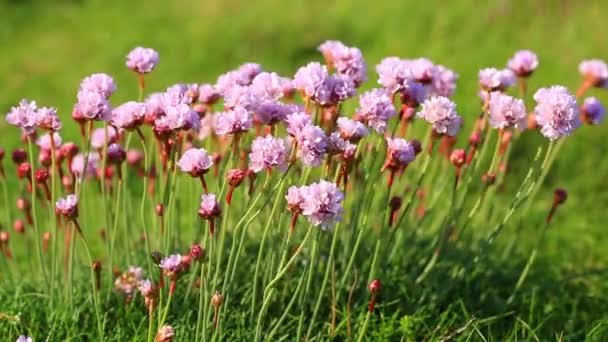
[482,173,496,185]
[12,149,27,164]
[155,203,164,217]
[13,219,25,234]
[553,188,568,206]
[151,251,164,265]
[190,244,204,261]
[212,291,223,308]
[469,131,481,147]
[368,279,382,294]
[450,149,466,168]
[411,139,422,155]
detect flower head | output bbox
[336,117,368,142]
[71,152,100,177]
[376,57,414,94]
[581,97,605,125]
[74,90,112,121]
[508,50,539,77]
[16,336,32,342]
[534,86,580,140]
[126,47,160,74]
[111,101,147,130]
[138,279,156,298]
[198,194,221,219]
[286,186,305,213]
[293,62,328,99]
[295,124,327,167]
[285,112,312,137]
[91,126,119,149]
[579,59,608,87]
[417,96,462,136]
[214,106,253,135]
[198,84,221,105]
[255,101,299,125]
[159,255,183,279]
[384,138,416,171]
[409,58,437,84]
[478,68,516,91]
[357,89,397,133]
[6,99,39,135]
[177,148,213,177]
[429,65,458,97]
[488,92,527,130]
[250,72,287,101]
[299,180,344,228]
[156,325,175,342]
[249,135,289,173]
[318,40,367,86]
[56,194,78,219]
[36,133,62,151]
[79,73,117,98]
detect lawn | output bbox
[0,0,607,340]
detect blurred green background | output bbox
[0,0,607,265]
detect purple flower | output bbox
[198,84,221,105]
[6,99,39,135]
[336,117,368,142]
[409,58,437,84]
[417,96,462,136]
[284,112,312,137]
[35,106,62,131]
[293,62,329,99]
[357,89,397,133]
[111,101,146,130]
[36,133,62,151]
[159,255,183,278]
[581,97,605,125]
[214,106,253,135]
[299,180,344,228]
[249,135,289,173]
[508,50,539,77]
[144,93,165,121]
[16,336,32,342]
[478,68,516,91]
[295,124,327,167]
[376,57,414,94]
[71,152,100,177]
[534,86,580,140]
[384,137,416,170]
[154,103,199,135]
[315,75,356,106]
[177,148,213,177]
[255,101,299,125]
[91,126,119,149]
[327,132,357,160]
[429,65,458,97]
[107,143,126,164]
[126,47,160,74]
[198,193,221,219]
[237,63,263,84]
[56,194,78,218]
[488,92,527,130]
[197,114,214,140]
[286,186,305,213]
[223,85,255,110]
[163,84,196,107]
[75,90,112,121]
[79,73,117,98]
[251,72,287,101]
[138,279,155,297]
[579,59,608,87]
[318,40,367,86]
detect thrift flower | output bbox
[534,86,580,140]
[579,59,608,87]
[430,65,458,97]
[111,101,147,130]
[79,73,117,98]
[16,336,32,342]
[508,50,539,77]
[177,148,213,177]
[417,96,462,136]
[91,126,119,149]
[5,100,39,135]
[299,180,344,228]
[488,92,527,130]
[74,90,112,121]
[126,47,160,74]
[214,106,253,135]
[295,124,328,167]
[581,97,605,125]
[478,68,516,91]
[375,57,414,94]
[357,89,397,133]
[285,112,312,137]
[156,325,175,342]
[336,117,368,142]
[55,194,78,219]
[249,135,289,172]
[36,133,62,151]
[383,138,416,171]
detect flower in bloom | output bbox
[156,325,175,342]
[198,194,221,219]
[581,97,604,125]
[223,85,255,110]
[315,75,356,106]
[74,90,112,121]
[177,148,213,177]
[115,266,144,294]
[318,40,367,86]
[286,186,305,213]
[254,101,299,126]
[56,194,78,219]
[16,336,32,342]
[91,126,119,149]
[79,73,117,98]
[478,68,516,91]
[284,112,312,137]
[293,62,329,99]
[111,101,147,130]
[487,92,527,130]
[430,65,458,97]
[198,84,221,105]
[36,106,62,131]
[214,106,253,135]
[375,57,414,94]
[250,72,287,101]
[417,96,462,136]
[295,124,328,167]
[249,135,289,172]
[384,138,416,171]
[578,59,608,87]
[534,86,580,140]
[507,50,539,77]
[357,89,397,133]
[159,255,184,278]
[237,63,263,84]
[299,180,344,228]
[5,99,39,135]
[336,117,368,142]
[126,47,160,74]
[138,279,156,297]
[409,58,437,84]
[36,132,62,151]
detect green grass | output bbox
[1,0,608,340]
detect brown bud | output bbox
[410,139,422,155]
[212,291,223,308]
[155,203,164,217]
[482,173,496,185]
[553,188,568,206]
[389,196,402,211]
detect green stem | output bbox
[27,137,48,286]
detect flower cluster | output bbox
[285,180,344,229]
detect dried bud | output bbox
[0,148,4,161]
[13,219,25,234]
[155,203,164,217]
[92,260,102,272]
[368,279,382,294]
[212,291,223,308]
[553,188,568,206]
[107,144,126,164]
[482,173,496,185]
[389,196,402,211]
[12,149,27,164]
[450,149,466,168]
[151,251,164,265]
[226,169,246,187]
[410,139,422,155]
[190,244,204,261]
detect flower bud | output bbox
[469,131,481,147]
[16,197,30,210]
[410,139,422,156]
[482,173,496,185]
[226,169,246,187]
[17,162,31,179]
[0,148,4,161]
[12,149,27,164]
[35,169,50,184]
[60,142,79,160]
[155,203,164,217]
[155,324,175,342]
[368,279,382,294]
[450,149,466,168]
[13,219,25,234]
[0,231,9,243]
[151,251,164,265]
[190,244,204,261]
[212,290,223,308]
[553,188,568,206]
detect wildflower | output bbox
[367,279,382,312]
[547,188,568,224]
[581,97,605,125]
[73,90,112,122]
[254,101,299,126]
[159,254,184,295]
[156,325,175,342]
[199,194,221,236]
[318,40,367,86]
[14,219,25,234]
[284,112,312,137]
[357,89,397,133]
[223,85,255,110]
[91,126,119,150]
[450,149,466,188]
[79,73,117,98]
[198,84,221,105]
[383,138,416,171]
[429,65,459,97]
[212,290,223,328]
[250,72,288,101]
[0,231,11,259]
[225,169,246,205]
[315,74,357,106]
[249,135,289,173]
[578,59,608,88]
[56,194,78,219]
[336,117,368,142]
[12,149,27,164]
[114,266,144,295]
[93,261,102,291]
[389,197,402,227]
[107,144,126,175]
[71,152,101,177]
[533,86,580,140]
[295,124,327,167]
[293,62,329,100]
[507,50,539,77]
[237,63,263,83]
[299,180,344,229]
[417,96,462,137]
[16,336,32,342]
[488,92,527,130]
[111,101,147,130]
[190,244,205,262]
[478,68,516,91]
[36,133,62,151]
[375,57,414,94]
[409,58,437,84]
[126,47,160,74]
[5,99,39,135]
[214,106,253,135]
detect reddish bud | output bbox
[12,149,27,164]
[0,231,9,243]
[126,150,143,166]
[35,169,50,184]
[16,197,30,210]
[60,142,79,160]
[411,139,422,155]
[450,149,466,168]
[155,203,164,217]
[553,188,568,206]
[482,173,496,185]
[0,148,4,160]
[17,162,31,179]
[226,169,246,187]
[190,244,204,261]
[368,279,382,294]
[469,131,481,147]
[13,219,25,234]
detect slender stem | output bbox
[27,137,48,286]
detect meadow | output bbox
[1,0,608,340]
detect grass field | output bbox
[1,0,608,340]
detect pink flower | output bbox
[111,101,147,130]
[295,124,327,167]
[177,148,213,177]
[534,86,580,140]
[79,73,117,98]
[508,50,539,77]
[126,47,160,74]
[214,106,253,135]
[56,194,78,219]
[357,89,397,133]
[336,117,368,142]
[5,99,39,135]
[36,133,62,151]
[384,137,416,170]
[488,92,527,130]
[249,135,289,173]
[299,180,344,228]
[579,59,608,87]
[198,194,221,219]
[478,68,516,91]
[284,112,312,137]
[417,96,462,136]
